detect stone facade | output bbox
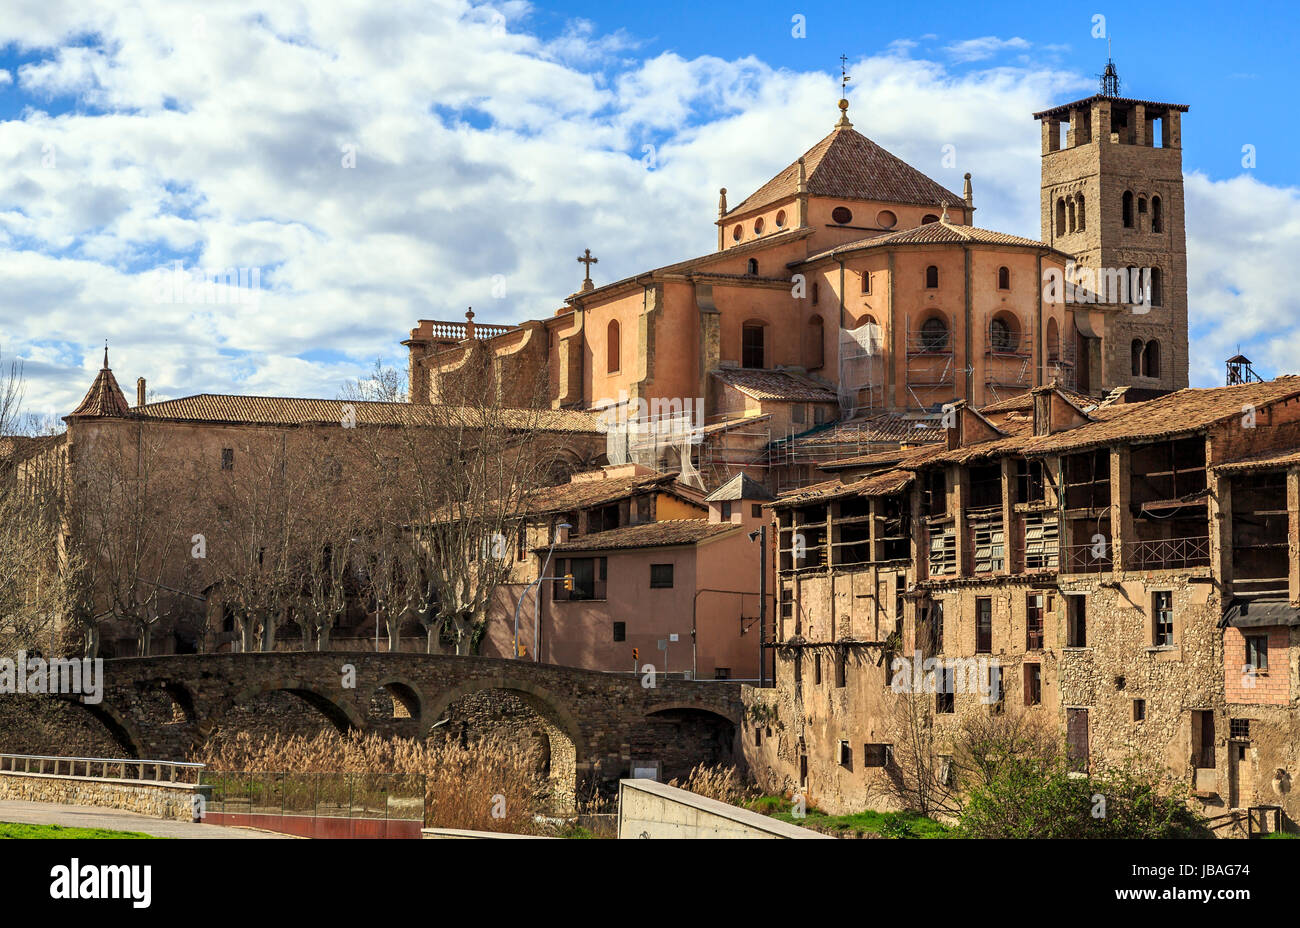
[0,771,197,821]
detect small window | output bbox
[835,648,846,687]
[1133,699,1146,722]
[1153,591,1174,646]
[742,325,765,368]
[838,740,852,768]
[976,598,992,653]
[814,653,822,685]
[1230,718,1251,740]
[936,667,955,713]
[715,667,731,680]
[1151,196,1163,233]
[831,206,853,224]
[1122,190,1134,228]
[650,563,674,589]
[921,213,940,224]
[811,282,820,305]
[1024,663,1042,706]
[863,743,892,767]
[1245,634,1269,672]
[925,265,939,288]
[720,501,732,520]
[861,271,871,294]
[1066,595,1087,647]
[988,665,1004,713]
[606,319,621,373]
[752,504,762,518]
[1142,339,1160,378]
[775,209,787,228]
[1026,593,1045,650]
[876,209,897,229]
[997,266,1010,290]
[221,448,234,470]
[1056,198,1066,235]
[613,621,626,641]
[732,224,742,241]
[920,316,948,352]
[753,218,764,235]
[747,258,759,276]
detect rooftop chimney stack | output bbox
[136,377,146,407]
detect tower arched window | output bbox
[1056,198,1066,235]
[990,313,1020,353]
[1046,317,1060,361]
[925,265,939,288]
[607,319,621,374]
[1131,339,1144,377]
[1122,191,1134,228]
[920,316,949,352]
[1076,193,1086,232]
[1149,267,1163,306]
[861,271,871,294]
[1142,340,1160,378]
[1151,196,1163,233]
[997,266,1010,290]
[1067,198,1076,232]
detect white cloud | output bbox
[944,36,1032,63]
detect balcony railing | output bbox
[1125,536,1210,571]
[1063,542,1112,573]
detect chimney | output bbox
[136,377,146,407]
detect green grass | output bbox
[746,796,953,838]
[1262,831,1300,839]
[0,822,158,839]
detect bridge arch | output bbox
[217,679,365,736]
[366,677,424,721]
[53,696,148,759]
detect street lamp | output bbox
[513,521,571,660]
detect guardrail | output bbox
[0,753,204,784]
[1125,535,1210,571]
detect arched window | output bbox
[1151,196,1162,233]
[1046,318,1060,361]
[1122,191,1134,228]
[997,266,1010,290]
[1056,198,1066,235]
[1138,196,1147,217]
[1067,198,1076,232]
[920,316,949,352]
[921,214,940,224]
[1149,267,1163,306]
[1076,193,1086,231]
[1142,340,1160,378]
[607,319,621,374]
[806,316,825,370]
[861,271,871,294]
[990,313,1020,352]
[925,265,939,288]
[742,324,766,369]
[1131,339,1144,376]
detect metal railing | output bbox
[1125,535,1210,571]
[1062,542,1111,574]
[0,753,205,784]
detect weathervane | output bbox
[1100,38,1120,97]
[839,54,851,98]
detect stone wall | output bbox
[0,770,198,821]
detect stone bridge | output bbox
[57,652,743,798]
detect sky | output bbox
[1,0,1297,419]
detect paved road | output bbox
[0,800,293,838]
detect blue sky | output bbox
[0,0,1296,417]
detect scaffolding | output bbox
[983,324,1034,405]
[837,321,884,418]
[905,315,957,412]
[605,407,708,489]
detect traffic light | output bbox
[632,647,639,662]
[563,573,574,591]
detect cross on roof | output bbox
[839,54,850,95]
[577,248,598,291]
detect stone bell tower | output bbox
[1034,58,1190,395]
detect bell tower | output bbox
[1034,58,1190,395]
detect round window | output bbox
[876,210,897,229]
[732,224,743,241]
[831,206,853,224]
[754,217,765,235]
[775,210,787,228]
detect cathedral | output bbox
[405,67,1189,494]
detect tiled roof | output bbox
[128,394,601,432]
[819,444,943,472]
[792,412,944,447]
[1213,447,1300,473]
[979,386,1097,415]
[795,218,1056,266]
[69,365,131,418]
[712,368,839,403]
[726,123,963,218]
[772,468,914,506]
[548,519,734,552]
[1032,95,1189,121]
[526,470,700,515]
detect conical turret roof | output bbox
[69,346,131,418]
